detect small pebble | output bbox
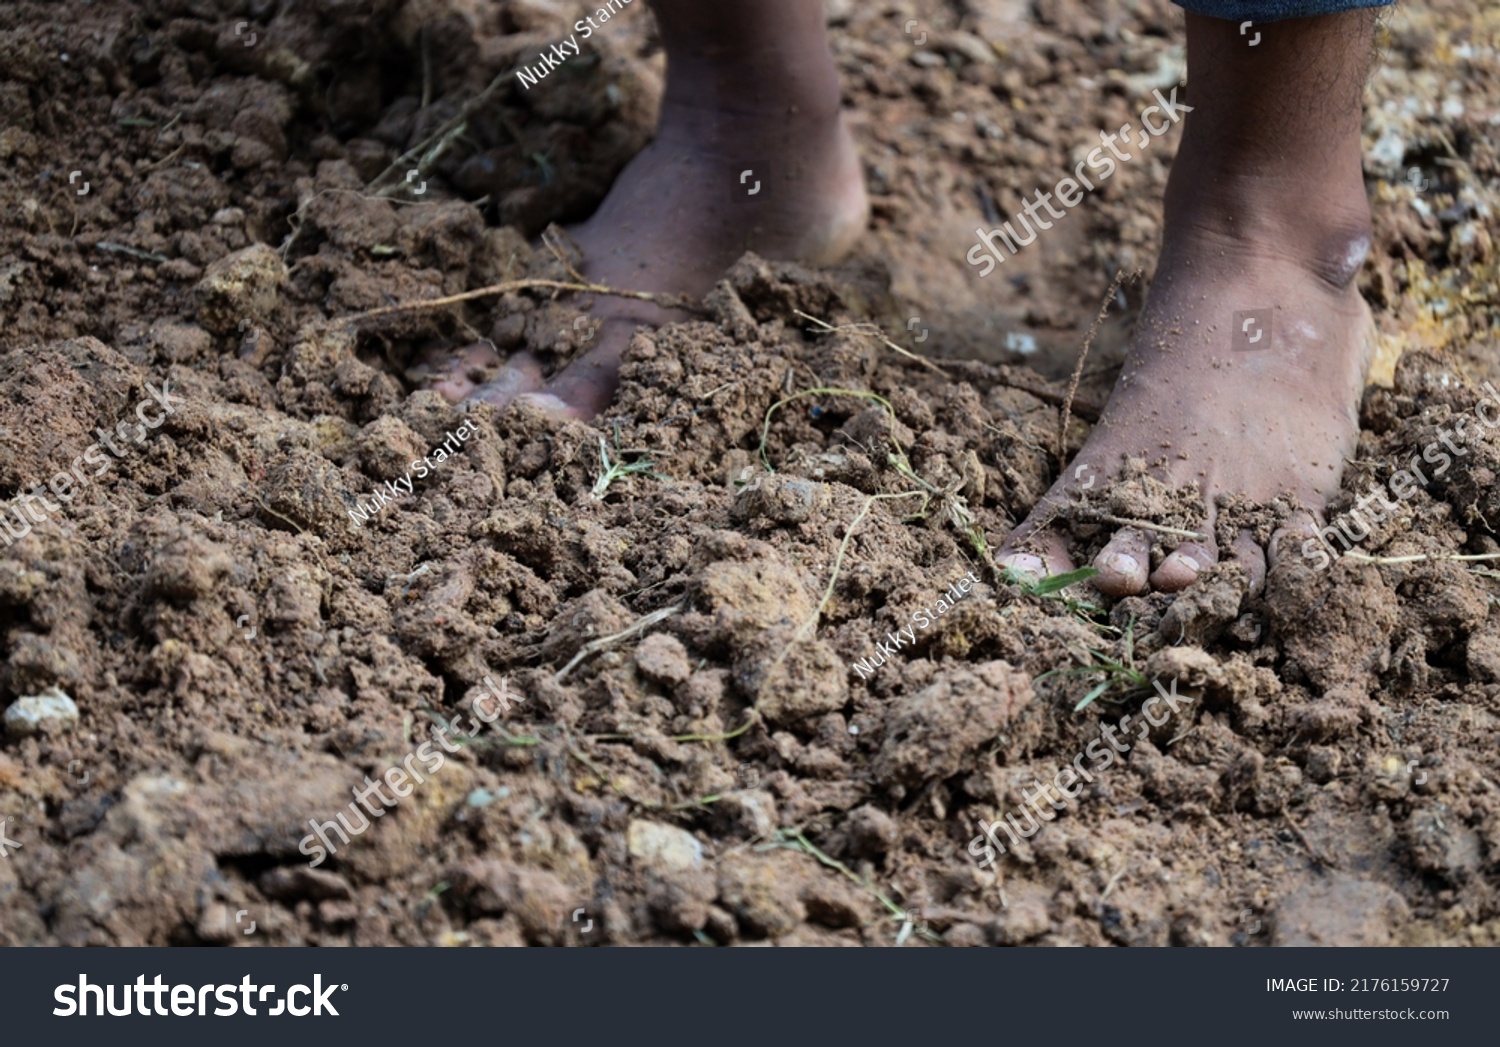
[466,787,510,808]
[4,687,80,738]
[627,820,703,871]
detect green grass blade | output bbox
[1031,566,1101,596]
[1073,678,1112,712]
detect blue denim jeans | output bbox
[1176,0,1390,21]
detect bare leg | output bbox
[998,10,1380,595]
[438,0,868,418]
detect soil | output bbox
[1,0,1497,947]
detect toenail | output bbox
[1102,553,1139,577]
[1176,554,1201,573]
[515,392,574,416]
[1000,554,1045,581]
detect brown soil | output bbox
[1,0,1497,947]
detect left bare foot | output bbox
[427,0,868,419]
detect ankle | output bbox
[661,48,843,123]
[1164,164,1373,292]
[656,96,845,156]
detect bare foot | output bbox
[997,10,1381,597]
[997,221,1376,597]
[433,0,869,419]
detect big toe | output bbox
[534,328,635,419]
[464,353,547,409]
[513,391,590,421]
[414,342,505,402]
[997,527,1076,582]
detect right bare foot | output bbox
[994,198,1378,597]
[997,10,1383,597]
[434,0,869,419]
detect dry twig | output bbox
[1059,267,1140,469]
[1343,551,1500,566]
[553,603,683,681]
[793,309,952,377]
[334,277,703,328]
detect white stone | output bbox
[627,820,703,871]
[4,687,80,737]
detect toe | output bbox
[1149,540,1217,592]
[996,552,1046,580]
[538,329,633,419]
[432,370,486,403]
[513,391,589,421]
[1092,528,1151,597]
[414,342,505,402]
[998,528,1076,582]
[1269,510,1326,573]
[1224,529,1268,595]
[464,354,547,409]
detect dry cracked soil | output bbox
[0,0,1497,947]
